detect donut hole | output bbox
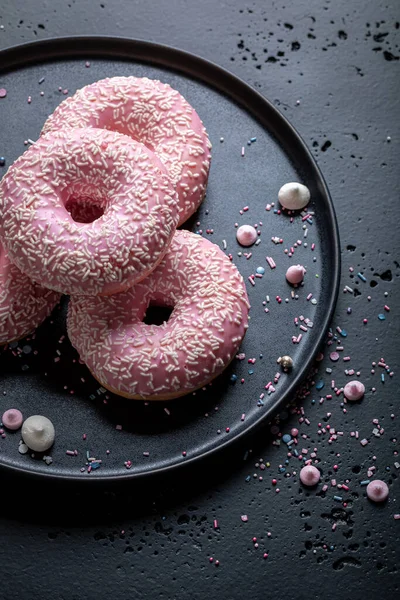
[143,302,175,326]
[64,194,106,224]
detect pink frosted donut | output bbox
[0,241,60,345]
[41,76,212,226]
[68,230,250,400]
[0,128,179,296]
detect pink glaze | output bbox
[0,128,179,296]
[300,465,320,486]
[0,241,60,344]
[286,264,306,285]
[344,380,365,401]
[41,76,212,226]
[2,408,23,430]
[366,480,389,502]
[236,225,257,247]
[68,230,250,400]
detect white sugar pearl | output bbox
[278,182,310,210]
[21,415,55,452]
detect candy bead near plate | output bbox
[0,37,340,482]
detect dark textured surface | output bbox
[0,1,399,599]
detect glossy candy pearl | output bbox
[2,408,23,431]
[344,380,365,401]
[366,480,389,502]
[300,465,320,486]
[278,355,294,371]
[278,182,310,210]
[21,415,55,452]
[286,265,306,285]
[236,225,257,247]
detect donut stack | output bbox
[0,76,250,401]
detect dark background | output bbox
[0,1,399,599]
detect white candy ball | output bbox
[21,415,55,452]
[278,182,311,210]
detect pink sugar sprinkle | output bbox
[266,256,276,269]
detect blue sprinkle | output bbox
[248,369,254,375]
[315,380,325,390]
[247,140,251,145]
[381,373,385,383]
[357,272,367,282]
[90,461,101,470]
[0,157,5,167]
[378,314,386,321]
[360,480,370,486]
[230,374,238,383]
[259,353,263,359]
[257,399,264,406]
[293,449,299,457]
[333,495,343,502]
[285,459,289,465]
[330,546,335,551]
[245,475,251,482]
[256,266,265,275]
[250,137,257,142]
[38,77,45,84]
[273,209,279,214]
[311,398,316,404]
[282,434,292,443]
[279,467,286,473]
[339,329,347,337]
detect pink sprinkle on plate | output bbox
[236,225,257,247]
[344,380,365,401]
[286,264,306,285]
[0,88,7,98]
[2,408,23,430]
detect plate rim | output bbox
[0,35,341,483]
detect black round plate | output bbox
[0,37,340,482]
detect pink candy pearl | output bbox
[291,428,299,437]
[300,465,320,486]
[366,480,389,502]
[236,225,257,247]
[286,265,306,285]
[344,380,365,401]
[2,408,23,431]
